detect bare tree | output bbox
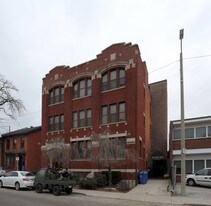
[0,74,25,122]
[90,129,130,190]
[41,137,70,169]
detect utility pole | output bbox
[179,28,186,196]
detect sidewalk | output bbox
[74,179,211,205]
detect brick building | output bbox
[169,116,211,182]
[1,126,41,173]
[41,42,167,181]
[149,80,168,177]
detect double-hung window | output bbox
[73,78,92,99]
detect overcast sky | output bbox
[0,0,211,134]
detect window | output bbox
[49,86,64,105]
[86,109,91,126]
[208,126,211,137]
[174,125,211,140]
[196,127,206,138]
[206,159,211,168]
[173,129,180,140]
[73,82,78,98]
[118,137,125,158]
[185,128,194,139]
[79,110,85,127]
[72,142,77,159]
[6,138,10,150]
[109,104,117,123]
[101,67,125,91]
[60,114,64,130]
[186,160,192,174]
[110,70,117,89]
[194,160,204,173]
[5,154,14,168]
[102,102,126,124]
[102,106,108,124]
[86,140,91,159]
[48,117,53,131]
[119,69,125,86]
[87,79,92,96]
[174,160,181,174]
[119,102,125,121]
[73,112,78,128]
[73,78,92,99]
[54,115,59,131]
[13,137,17,149]
[54,87,60,103]
[49,90,54,105]
[102,73,108,91]
[79,79,85,97]
[20,136,24,148]
[60,87,64,102]
[78,141,84,159]
[72,109,92,128]
[71,140,91,159]
[48,114,64,131]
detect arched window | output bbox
[102,67,125,91]
[73,78,92,99]
[49,86,64,105]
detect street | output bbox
[0,188,179,206]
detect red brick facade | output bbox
[41,43,151,180]
[1,126,41,173]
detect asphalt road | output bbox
[0,188,179,206]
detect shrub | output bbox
[95,173,107,187]
[79,178,97,190]
[102,171,122,185]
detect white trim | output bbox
[68,168,136,173]
[173,117,211,125]
[107,132,127,138]
[173,148,211,155]
[71,137,91,142]
[70,132,127,142]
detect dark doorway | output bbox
[18,154,25,171]
[152,159,166,178]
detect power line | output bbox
[149,54,211,74]
[149,60,179,73]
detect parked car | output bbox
[186,168,211,187]
[0,167,6,176]
[0,171,35,190]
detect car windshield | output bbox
[20,172,34,177]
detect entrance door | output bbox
[152,160,165,178]
[18,155,25,171]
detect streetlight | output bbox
[179,28,186,196]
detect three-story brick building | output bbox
[41,42,152,181]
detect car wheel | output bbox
[0,180,3,188]
[53,185,60,196]
[35,184,43,193]
[15,182,20,190]
[65,188,72,194]
[187,179,195,186]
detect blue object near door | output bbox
[139,171,148,184]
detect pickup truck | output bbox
[34,168,74,196]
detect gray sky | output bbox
[0,0,211,134]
